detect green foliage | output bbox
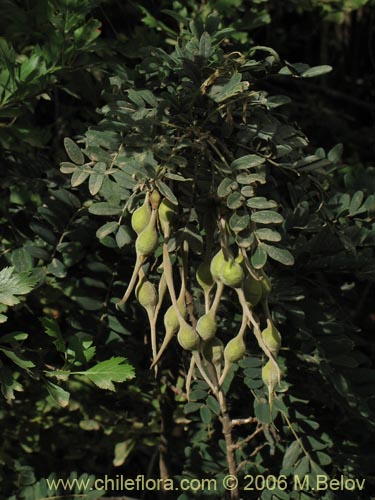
[0,1,374,499]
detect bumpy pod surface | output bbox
[177,324,200,351]
[136,279,158,308]
[210,249,225,282]
[164,302,186,335]
[261,359,279,391]
[224,334,246,363]
[131,196,151,234]
[261,320,281,357]
[220,259,244,288]
[158,198,177,224]
[158,198,177,237]
[242,273,262,307]
[202,337,224,364]
[135,222,158,256]
[196,262,214,291]
[196,311,217,341]
[150,189,162,209]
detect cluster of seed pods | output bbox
[117,188,282,403]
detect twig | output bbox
[231,426,263,450]
[231,416,258,427]
[218,391,239,500]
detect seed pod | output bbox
[150,189,162,209]
[220,259,244,289]
[136,277,158,309]
[131,193,151,235]
[242,273,262,308]
[196,261,214,292]
[210,249,225,282]
[135,217,158,256]
[196,310,217,341]
[150,291,187,369]
[164,301,186,335]
[158,199,177,239]
[261,359,279,392]
[224,333,246,363]
[159,198,177,224]
[261,319,281,358]
[117,210,158,307]
[202,337,224,365]
[177,323,200,351]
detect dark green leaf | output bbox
[184,402,201,414]
[327,143,343,163]
[251,211,284,224]
[116,226,132,248]
[199,405,212,425]
[89,162,106,195]
[227,191,243,209]
[254,398,277,423]
[316,451,332,466]
[83,357,135,391]
[282,440,302,469]
[251,245,267,268]
[46,381,70,408]
[206,395,220,415]
[30,222,57,245]
[301,65,332,78]
[71,166,91,187]
[64,137,84,165]
[0,332,28,343]
[156,180,178,205]
[60,162,77,174]
[189,389,207,401]
[96,222,119,240]
[349,191,364,215]
[264,244,294,266]
[247,197,278,209]
[11,248,34,272]
[229,213,250,232]
[232,154,265,170]
[89,203,122,216]
[199,32,211,58]
[0,348,35,369]
[217,178,238,198]
[255,228,281,242]
[47,258,67,278]
[41,317,65,353]
[293,456,310,478]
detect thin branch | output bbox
[231,426,263,450]
[232,416,258,427]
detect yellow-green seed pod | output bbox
[164,301,186,335]
[196,310,217,341]
[136,278,158,309]
[177,323,200,351]
[158,198,177,237]
[150,189,162,209]
[131,194,151,234]
[210,249,225,282]
[202,337,224,365]
[135,221,158,256]
[158,198,177,224]
[224,334,246,363]
[242,273,262,308]
[220,259,244,289]
[261,359,279,392]
[261,319,281,357]
[196,262,214,292]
